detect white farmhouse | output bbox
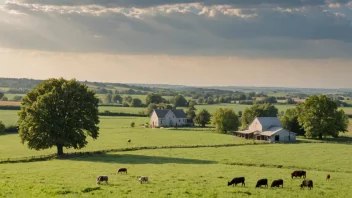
[150,109,187,128]
[234,117,296,143]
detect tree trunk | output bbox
[57,144,64,156]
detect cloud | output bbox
[0,1,352,58]
[17,0,352,8]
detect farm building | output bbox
[233,117,296,143]
[150,109,188,128]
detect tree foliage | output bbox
[131,98,143,107]
[112,94,122,103]
[194,109,211,127]
[1,96,8,101]
[186,109,196,123]
[146,103,158,116]
[0,92,4,99]
[18,78,100,156]
[0,121,5,134]
[297,95,349,139]
[212,108,240,133]
[172,95,187,107]
[12,95,23,102]
[146,93,164,105]
[241,103,278,129]
[280,108,305,136]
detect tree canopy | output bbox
[172,95,187,107]
[131,98,143,107]
[18,78,100,156]
[280,108,305,136]
[0,92,4,99]
[212,108,240,133]
[194,109,211,127]
[241,103,278,129]
[297,95,349,139]
[146,93,164,105]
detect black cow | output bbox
[228,177,245,187]
[300,180,313,190]
[271,179,284,188]
[326,174,330,181]
[117,168,128,174]
[96,176,108,185]
[291,170,306,179]
[255,179,268,188]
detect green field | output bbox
[1,108,352,197]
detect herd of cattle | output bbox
[97,169,330,190]
[97,168,149,185]
[228,170,330,190]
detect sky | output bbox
[0,0,352,88]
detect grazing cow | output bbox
[300,180,313,190]
[128,139,131,143]
[228,177,245,187]
[326,174,330,181]
[117,168,128,174]
[255,179,268,188]
[271,179,284,188]
[137,176,148,184]
[291,170,306,179]
[96,176,108,185]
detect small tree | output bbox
[212,108,240,133]
[12,96,23,102]
[131,98,142,107]
[186,109,196,123]
[0,92,4,99]
[194,109,211,127]
[112,94,122,103]
[1,96,8,101]
[281,108,305,136]
[18,78,100,156]
[130,122,135,128]
[0,121,5,134]
[146,93,164,105]
[172,95,187,107]
[146,103,158,116]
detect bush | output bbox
[5,125,19,133]
[122,102,130,107]
[12,96,23,102]
[130,122,135,128]
[1,96,8,101]
[0,121,5,134]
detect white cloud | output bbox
[0,1,352,58]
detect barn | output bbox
[233,117,296,143]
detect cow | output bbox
[291,170,306,179]
[96,176,108,185]
[127,139,131,143]
[255,179,268,188]
[271,179,284,188]
[117,168,128,174]
[137,176,148,184]
[300,180,313,190]
[228,177,245,187]
[326,174,330,181]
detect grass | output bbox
[0,145,351,197]
[0,115,255,159]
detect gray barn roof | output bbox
[153,109,187,119]
[256,117,282,130]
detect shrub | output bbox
[130,122,135,128]
[0,121,5,134]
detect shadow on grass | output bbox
[65,153,216,164]
[297,135,352,145]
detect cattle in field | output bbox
[271,179,283,188]
[128,139,131,143]
[255,179,268,188]
[326,174,330,181]
[300,180,313,190]
[96,176,108,185]
[228,177,245,187]
[117,168,127,174]
[137,176,148,184]
[291,170,306,179]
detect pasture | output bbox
[0,145,352,197]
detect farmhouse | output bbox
[233,117,296,143]
[150,109,187,128]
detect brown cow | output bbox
[326,174,330,181]
[291,170,306,179]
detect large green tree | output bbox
[18,78,100,156]
[297,95,349,139]
[131,98,143,107]
[112,94,122,103]
[241,103,278,129]
[194,109,211,127]
[280,108,305,136]
[212,108,240,133]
